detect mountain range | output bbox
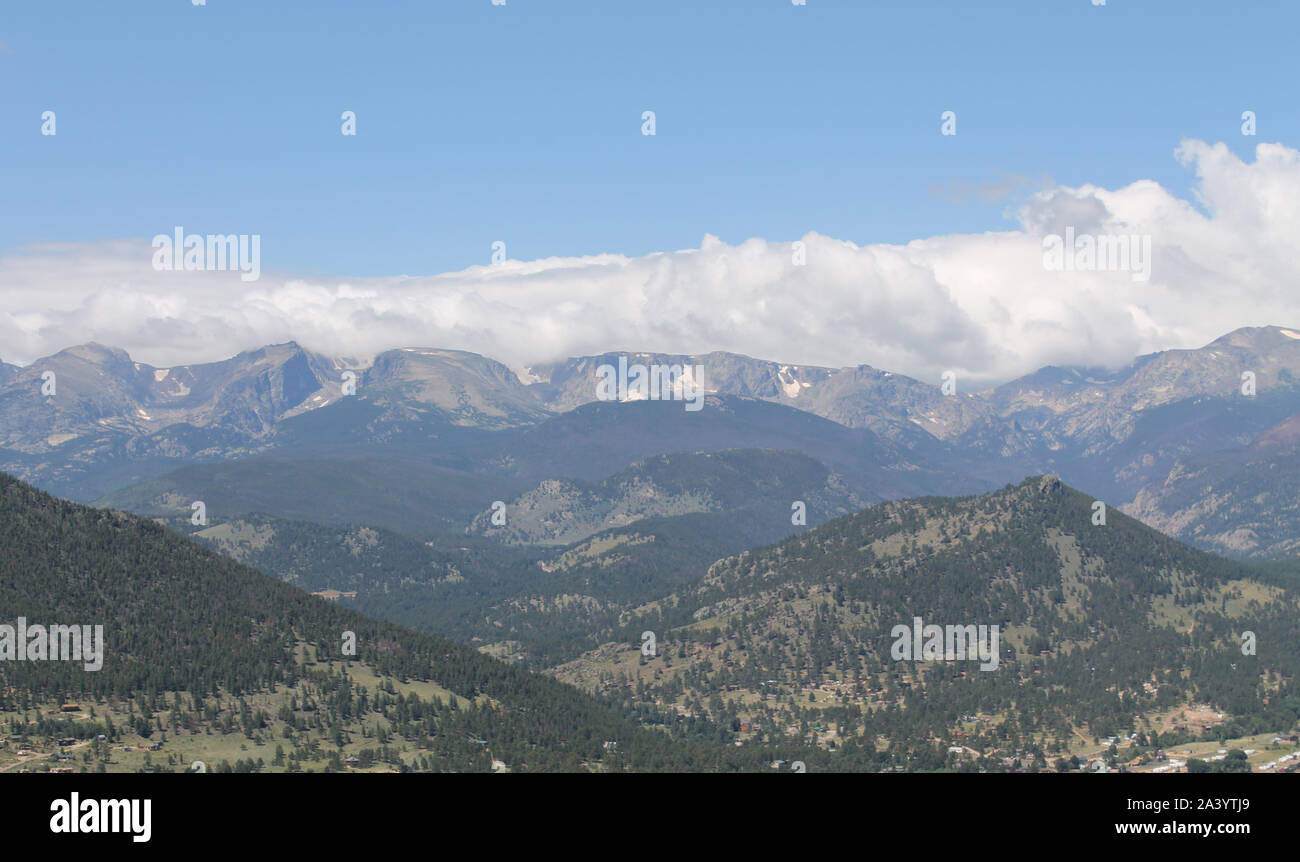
[3,325,1299,559]
[4,468,1297,772]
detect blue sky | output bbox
[3,0,1296,279]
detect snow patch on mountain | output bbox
[515,366,545,385]
[777,365,807,399]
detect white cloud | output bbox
[2,139,1298,387]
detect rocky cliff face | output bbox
[0,342,342,454]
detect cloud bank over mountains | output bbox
[2,139,1297,387]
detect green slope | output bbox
[0,472,790,772]
[550,476,1300,771]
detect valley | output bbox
[2,328,1299,772]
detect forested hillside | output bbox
[0,473,802,772]
[551,476,1300,771]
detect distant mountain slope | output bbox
[362,347,550,429]
[530,329,1300,509]
[0,342,347,501]
[180,502,799,667]
[527,349,979,449]
[94,452,527,538]
[1125,414,1300,559]
[0,342,548,501]
[6,326,1300,558]
[0,342,342,455]
[467,449,867,546]
[980,327,1300,498]
[532,327,1300,450]
[487,394,987,497]
[94,396,990,544]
